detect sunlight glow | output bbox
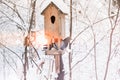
[36,35,48,45]
[36,31,48,45]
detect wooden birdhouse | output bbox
[41,0,68,74]
[41,0,68,49]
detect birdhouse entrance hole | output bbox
[51,15,55,24]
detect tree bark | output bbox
[24,46,28,80]
[69,0,72,80]
[23,0,37,80]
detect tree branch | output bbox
[0,41,23,64]
[72,33,107,69]
[0,52,17,74]
[1,1,26,29]
[103,6,120,80]
[0,10,25,31]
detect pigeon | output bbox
[60,37,71,50]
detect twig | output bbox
[103,6,120,80]
[30,57,42,73]
[71,14,117,44]
[91,26,98,80]
[0,42,23,64]
[7,52,18,68]
[71,26,90,44]
[0,10,25,31]
[93,14,117,25]
[1,1,25,24]
[72,33,107,69]
[0,52,17,74]
[31,43,41,60]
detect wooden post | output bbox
[57,54,64,80]
[41,1,68,79]
[55,54,60,73]
[45,49,62,74]
[69,0,72,80]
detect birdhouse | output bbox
[41,0,68,48]
[41,0,68,73]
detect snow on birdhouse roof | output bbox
[40,0,69,15]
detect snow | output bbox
[40,0,69,14]
[0,0,120,80]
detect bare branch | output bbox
[0,41,23,64]
[103,6,120,80]
[1,1,25,25]
[31,43,41,60]
[91,26,98,80]
[72,33,107,69]
[71,26,90,44]
[0,52,17,74]
[71,14,117,45]
[28,0,36,33]
[0,10,26,31]
[93,14,117,25]
[30,57,42,73]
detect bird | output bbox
[49,42,58,50]
[48,37,71,50]
[60,37,71,50]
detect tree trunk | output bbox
[24,46,28,80]
[23,0,37,80]
[69,0,72,80]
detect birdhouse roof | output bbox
[41,0,69,15]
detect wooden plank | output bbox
[45,48,62,55]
